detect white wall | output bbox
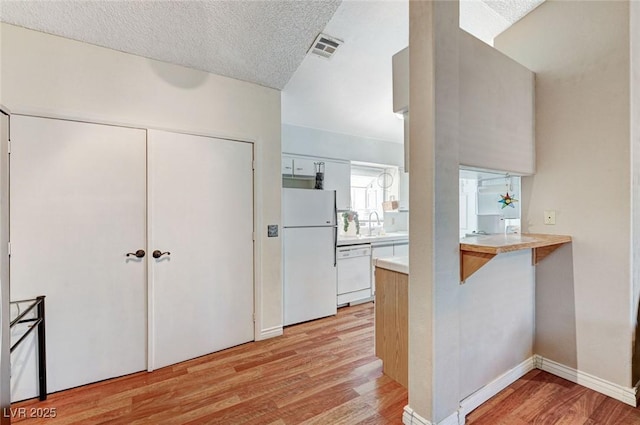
[408,1,461,423]
[282,124,404,166]
[496,1,632,387]
[460,250,534,399]
[0,24,283,340]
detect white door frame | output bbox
[0,109,11,425]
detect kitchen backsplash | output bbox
[383,211,408,233]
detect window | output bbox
[459,168,521,237]
[350,163,399,223]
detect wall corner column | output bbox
[408,0,461,423]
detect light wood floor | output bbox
[12,303,407,425]
[12,302,640,424]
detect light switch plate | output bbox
[544,210,556,225]
[267,224,278,237]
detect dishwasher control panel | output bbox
[337,245,371,258]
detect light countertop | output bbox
[375,256,409,274]
[459,233,572,255]
[337,231,408,247]
[372,233,573,280]
[459,233,572,282]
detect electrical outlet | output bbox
[267,225,278,237]
[544,210,556,225]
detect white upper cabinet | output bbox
[323,160,351,211]
[392,47,409,114]
[392,33,535,176]
[282,155,317,178]
[393,48,410,173]
[282,155,294,175]
[292,157,316,177]
[282,154,351,211]
[458,32,535,175]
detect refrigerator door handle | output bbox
[333,226,337,267]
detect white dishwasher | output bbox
[337,244,372,306]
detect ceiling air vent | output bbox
[308,33,343,59]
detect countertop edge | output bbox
[337,234,409,247]
[375,257,409,274]
[460,233,572,255]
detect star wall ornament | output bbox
[498,192,518,209]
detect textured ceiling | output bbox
[461,0,544,45]
[484,0,545,24]
[0,0,341,90]
[0,0,544,145]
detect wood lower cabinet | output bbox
[374,267,408,388]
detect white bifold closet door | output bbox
[10,116,147,401]
[147,130,254,370]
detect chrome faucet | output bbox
[368,211,380,236]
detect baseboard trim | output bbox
[257,325,282,340]
[402,406,459,425]
[405,355,637,425]
[438,411,460,425]
[535,355,637,407]
[459,356,535,420]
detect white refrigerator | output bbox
[283,188,338,326]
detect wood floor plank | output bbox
[512,376,586,422]
[587,396,640,425]
[528,384,604,425]
[465,387,515,422]
[467,370,559,425]
[467,371,640,425]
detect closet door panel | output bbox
[10,116,147,400]
[148,130,254,370]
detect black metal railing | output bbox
[9,296,46,401]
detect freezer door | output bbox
[283,188,336,227]
[283,227,337,326]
